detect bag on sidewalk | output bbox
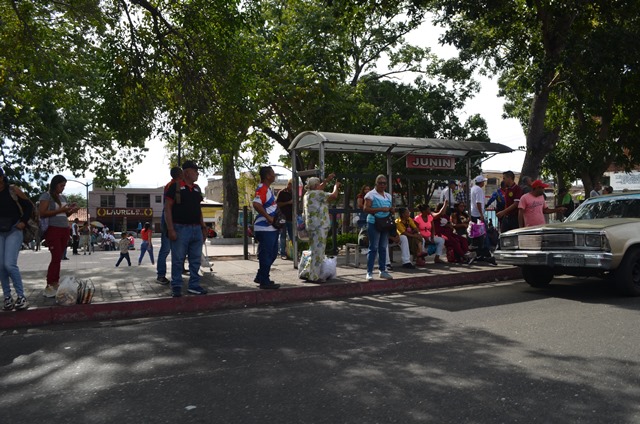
[318,256,337,281]
[56,276,79,306]
[77,279,95,304]
[298,250,312,280]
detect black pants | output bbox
[72,235,80,254]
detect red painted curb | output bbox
[0,267,521,330]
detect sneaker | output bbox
[254,278,275,285]
[43,285,57,298]
[402,263,416,269]
[14,296,28,311]
[3,296,14,311]
[259,283,280,290]
[156,276,170,285]
[365,273,374,281]
[386,265,393,272]
[378,271,393,279]
[171,287,182,298]
[182,269,189,275]
[187,286,208,295]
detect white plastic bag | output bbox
[298,250,312,280]
[56,276,79,306]
[77,279,95,304]
[318,256,337,281]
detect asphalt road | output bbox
[1,277,639,423]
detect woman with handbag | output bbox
[39,175,79,298]
[414,203,446,264]
[303,174,340,282]
[0,167,33,310]
[363,174,395,280]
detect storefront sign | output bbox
[406,154,455,170]
[96,208,153,218]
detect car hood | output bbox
[502,218,640,235]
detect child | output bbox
[115,232,131,267]
[138,222,155,265]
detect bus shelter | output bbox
[288,131,514,267]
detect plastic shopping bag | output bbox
[318,256,337,281]
[468,221,486,239]
[298,250,312,280]
[56,276,79,306]
[77,279,95,304]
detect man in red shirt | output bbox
[496,170,522,233]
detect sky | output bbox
[62,18,527,197]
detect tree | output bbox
[425,0,597,180]
[0,0,154,192]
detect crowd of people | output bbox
[0,162,608,310]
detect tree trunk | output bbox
[520,87,559,181]
[221,154,239,238]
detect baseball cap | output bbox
[474,175,487,183]
[182,160,200,171]
[531,179,549,189]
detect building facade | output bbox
[88,186,165,232]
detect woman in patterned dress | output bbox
[303,174,340,282]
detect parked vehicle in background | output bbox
[494,192,640,295]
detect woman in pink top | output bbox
[413,204,446,264]
[138,222,155,265]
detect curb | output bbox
[0,267,522,330]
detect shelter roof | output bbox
[289,131,513,157]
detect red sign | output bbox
[406,154,455,170]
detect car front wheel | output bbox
[521,266,554,288]
[615,247,640,296]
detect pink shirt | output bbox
[518,193,546,227]
[414,213,434,238]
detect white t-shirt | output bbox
[470,184,485,218]
[439,187,455,205]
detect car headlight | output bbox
[585,234,605,248]
[501,235,517,249]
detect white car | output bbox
[494,192,640,295]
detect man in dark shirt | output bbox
[276,179,293,259]
[496,170,523,233]
[164,161,208,297]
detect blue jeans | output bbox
[170,224,203,289]
[138,240,155,265]
[367,222,389,273]
[0,226,25,298]
[279,222,293,256]
[255,230,279,284]
[156,230,170,278]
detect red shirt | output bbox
[503,183,523,217]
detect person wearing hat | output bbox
[518,180,566,228]
[164,160,208,297]
[469,175,495,264]
[470,175,487,223]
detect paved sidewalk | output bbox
[1,238,521,329]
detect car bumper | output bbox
[494,250,614,270]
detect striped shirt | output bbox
[253,183,277,232]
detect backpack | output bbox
[9,185,39,244]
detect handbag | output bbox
[374,214,396,233]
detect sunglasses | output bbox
[377,181,387,185]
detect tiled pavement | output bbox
[3,238,521,329]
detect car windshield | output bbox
[568,197,640,221]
